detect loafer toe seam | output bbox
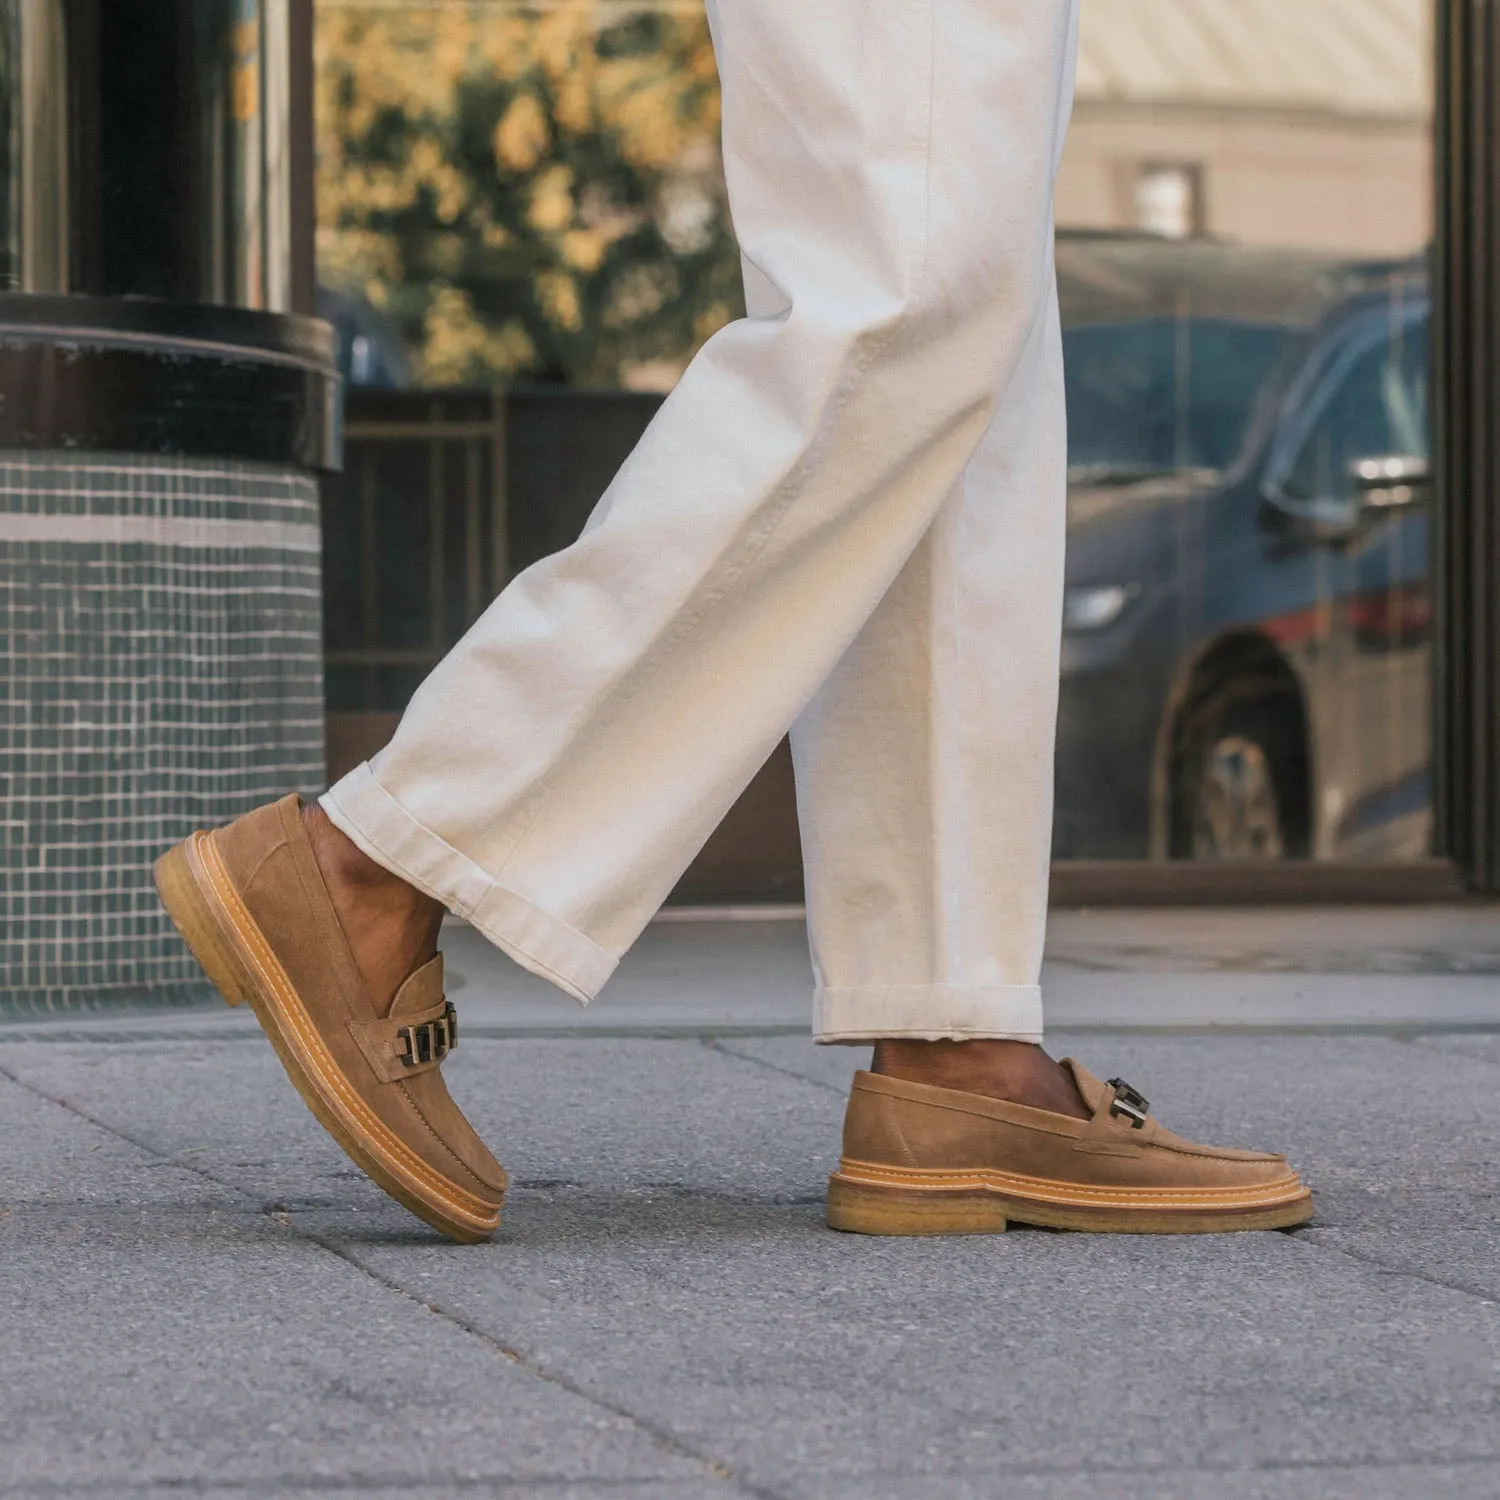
[396,1080,506,1197]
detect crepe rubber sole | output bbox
[154,832,500,1244]
[827,1158,1314,1235]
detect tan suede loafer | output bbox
[828,1061,1313,1235]
[154,795,505,1243]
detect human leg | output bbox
[793,264,1069,1048]
[317,0,1084,1004]
[158,0,1086,1241]
[808,405,1313,1231]
[790,265,1090,1115]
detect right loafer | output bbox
[828,1061,1313,1235]
[154,794,505,1243]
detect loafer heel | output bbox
[154,835,253,1008]
[827,1171,1009,1236]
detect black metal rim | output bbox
[0,296,341,472]
[0,294,336,370]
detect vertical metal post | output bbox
[464,436,482,623]
[8,0,71,292]
[428,399,445,654]
[1433,0,1500,887]
[260,0,292,312]
[285,0,315,314]
[231,0,265,307]
[490,391,510,593]
[359,448,378,711]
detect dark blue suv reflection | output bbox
[1053,236,1430,860]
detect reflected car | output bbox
[1052,234,1431,860]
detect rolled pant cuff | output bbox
[320,762,617,1005]
[813,983,1043,1044]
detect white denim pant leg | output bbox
[796,281,1068,1043]
[321,0,1080,1036]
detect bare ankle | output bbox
[304,802,405,891]
[871,1038,1089,1119]
[874,1036,1038,1077]
[300,800,445,1006]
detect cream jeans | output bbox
[323,0,1080,1043]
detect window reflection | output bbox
[1049,0,1435,862]
[317,0,1438,863]
[315,0,738,388]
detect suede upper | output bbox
[212,794,505,1201]
[842,1061,1293,1192]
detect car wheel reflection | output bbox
[1191,734,1286,860]
[1169,677,1310,862]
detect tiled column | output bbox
[0,453,325,1012]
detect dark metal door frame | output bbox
[1434,0,1500,892]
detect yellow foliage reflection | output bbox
[316,0,743,388]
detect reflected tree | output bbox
[316,1,744,387]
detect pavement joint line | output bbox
[1288,1228,1500,1308]
[0,1060,773,1500]
[0,1055,285,1214]
[705,1037,850,1096]
[303,1231,780,1500]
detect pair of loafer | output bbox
[156,796,1312,1243]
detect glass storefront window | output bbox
[1054,0,1434,861]
[319,0,1438,866]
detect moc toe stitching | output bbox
[395,1080,506,1197]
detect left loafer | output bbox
[153,794,505,1243]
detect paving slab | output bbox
[1416,1032,1500,1065]
[0,1069,221,1211]
[4,1023,1500,1497]
[0,1038,842,1212]
[320,1192,1500,1490]
[794,1465,1500,1500]
[0,1199,721,1496]
[6,907,1500,1498]
[4,1487,735,1500]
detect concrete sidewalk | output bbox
[3,908,1500,1498]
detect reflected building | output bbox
[1059,0,1431,255]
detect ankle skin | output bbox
[872,1039,1089,1119]
[302,802,444,1008]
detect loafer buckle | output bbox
[396,1002,458,1069]
[1106,1077,1150,1128]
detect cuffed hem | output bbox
[321,762,617,1005]
[813,983,1043,1044]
